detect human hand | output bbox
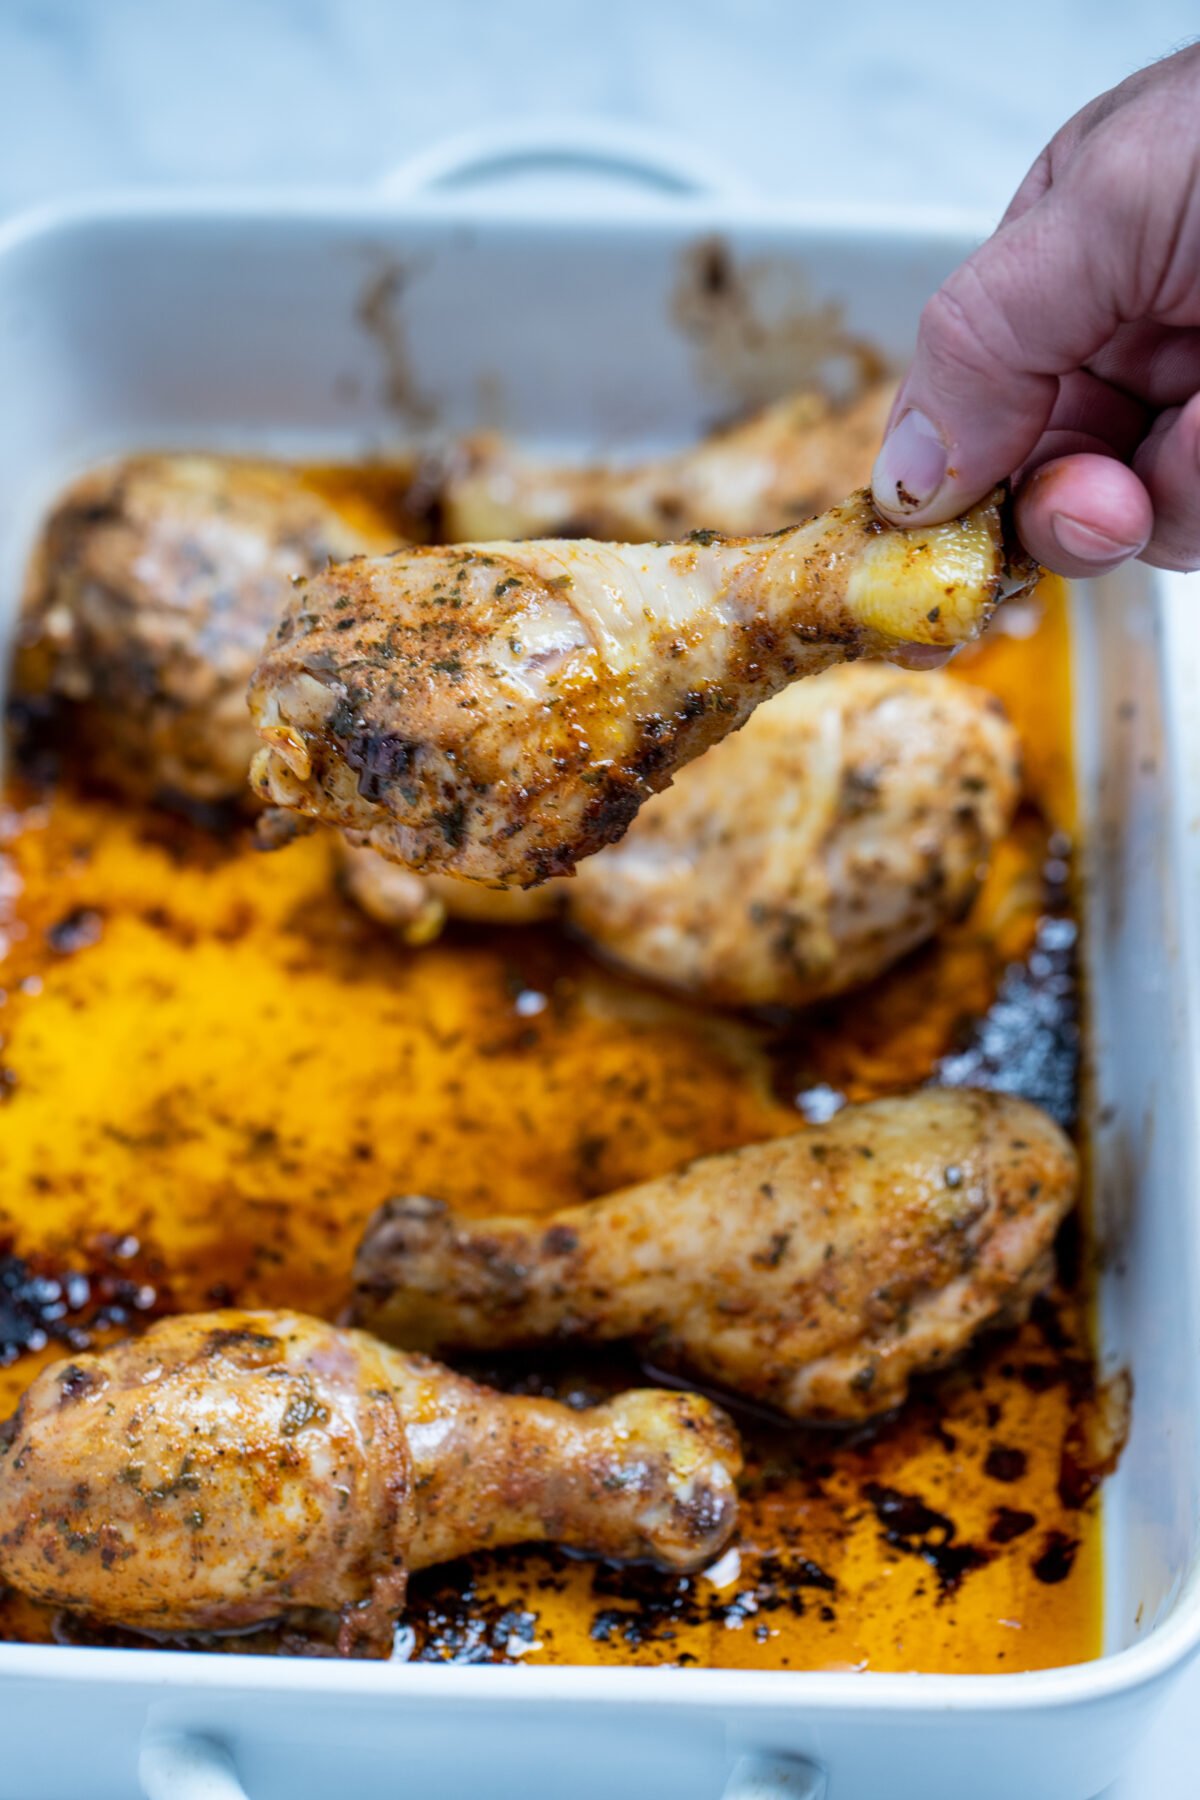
[872,44,1200,576]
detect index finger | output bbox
[872,186,1124,526]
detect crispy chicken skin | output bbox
[249,488,1031,885]
[443,381,897,542]
[339,664,1020,1005]
[0,1309,741,1653]
[16,456,397,806]
[352,1091,1077,1423]
[567,667,1019,1005]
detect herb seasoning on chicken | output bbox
[340,663,1020,1007]
[353,1089,1076,1422]
[0,1310,740,1653]
[16,456,400,808]
[248,487,1033,885]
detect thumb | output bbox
[872,192,1121,525]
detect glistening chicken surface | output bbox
[353,1090,1076,1422]
[248,489,1032,884]
[340,663,1021,1007]
[0,1310,741,1653]
[0,421,1101,1673]
[17,456,402,808]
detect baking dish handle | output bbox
[378,118,753,203]
[721,1752,828,1799]
[140,1732,248,1800]
[137,1733,827,1799]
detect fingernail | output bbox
[1050,514,1143,564]
[872,409,949,514]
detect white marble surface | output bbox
[1,3,1198,1795]
[0,0,1194,219]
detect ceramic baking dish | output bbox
[0,123,1198,1800]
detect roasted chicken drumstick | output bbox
[353,1090,1076,1423]
[16,456,396,807]
[0,1311,740,1653]
[249,488,1031,885]
[443,380,897,541]
[340,663,1020,1006]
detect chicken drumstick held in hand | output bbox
[353,1090,1077,1424]
[0,1311,741,1654]
[249,487,1032,885]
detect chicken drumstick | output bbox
[442,381,898,541]
[353,1090,1076,1423]
[249,488,1032,885]
[339,663,1020,1007]
[0,1311,741,1654]
[17,455,398,808]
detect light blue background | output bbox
[1,0,1194,220]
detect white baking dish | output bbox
[0,124,1198,1800]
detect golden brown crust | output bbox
[0,1310,414,1651]
[0,1310,742,1649]
[566,666,1021,1006]
[353,1090,1077,1423]
[389,1356,741,1573]
[335,665,1020,1008]
[16,457,397,806]
[249,490,1029,885]
[442,382,898,541]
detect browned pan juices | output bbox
[0,502,1101,1670]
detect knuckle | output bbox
[917,268,1021,384]
[1142,529,1200,573]
[1064,105,1197,310]
[1068,122,1150,223]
